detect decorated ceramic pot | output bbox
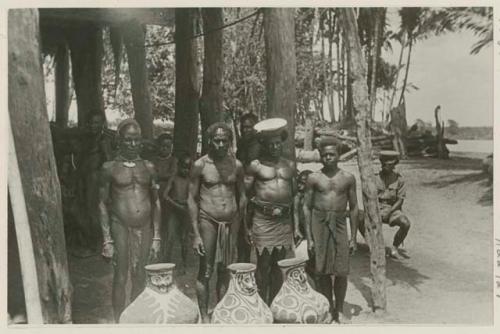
[119,263,200,324]
[270,258,331,324]
[211,263,273,324]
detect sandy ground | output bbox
[67,152,493,324]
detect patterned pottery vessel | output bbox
[270,258,331,324]
[119,263,200,324]
[211,263,273,324]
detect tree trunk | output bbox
[434,105,449,159]
[335,21,344,122]
[304,101,315,150]
[369,9,384,119]
[388,33,406,112]
[174,8,201,157]
[263,8,297,160]
[55,42,70,128]
[200,8,224,154]
[8,9,72,323]
[67,23,104,127]
[344,43,354,125]
[398,33,413,107]
[340,8,387,312]
[123,20,154,139]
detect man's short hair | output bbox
[240,113,258,125]
[206,122,233,142]
[156,132,173,145]
[298,169,313,180]
[117,118,141,137]
[318,137,341,154]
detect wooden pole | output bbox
[8,117,44,324]
[340,8,387,312]
[54,42,70,128]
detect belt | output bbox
[251,198,291,218]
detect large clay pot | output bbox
[270,258,331,324]
[119,263,200,324]
[211,263,273,324]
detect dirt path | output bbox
[69,154,493,324]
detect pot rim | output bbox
[145,263,176,272]
[227,263,256,273]
[277,257,307,268]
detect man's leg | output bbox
[391,214,411,254]
[333,275,348,323]
[197,220,217,323]
[269,247,288,304]
[316,274,334,314]
[215,264,229,302]
[110,219,129,323]
[164,208,179,264]
[130,224,152,301]
[179,213,189,274]
[256,248,273,305]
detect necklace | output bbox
[123,161,136,168]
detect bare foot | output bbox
[389,246,402,260]
[336,312,351,324]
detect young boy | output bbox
[162,154,192,273]
[303,138,359,323]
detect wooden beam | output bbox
[8,9,72,323]
[55,42,70,127]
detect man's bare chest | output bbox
[256,163,293,182]
[315,175,350,194]
[201,163,237,187]
[111,164,152,187]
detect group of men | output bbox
[59,113,411,324]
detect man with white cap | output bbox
[245,118,298,305]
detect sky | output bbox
[381,9,493,127]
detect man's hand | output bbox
[349,239,358,255]
[102,242,114,260]
[193,235,206,256]
[150,239,161,262]
[294,228,304,245]
[307,239,315,255]
[245,229,253,246]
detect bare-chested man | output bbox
[162,154,192,271]
[188,122,246,323]
[303,138,359,323]
[98,119,161,322]
[153,133,177,194]
[245,119,298,305]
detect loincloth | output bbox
[379,203,407,226]
[199,210,238,267]
[310,209,349,276]
[251,208,294,256]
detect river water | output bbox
[448,139,493,154]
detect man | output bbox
[245,118,298,305]
[236,113,260,262]
[153,133,177,193]
[360,150,411,259]
[303,138,359,323]
[98,119,161,322]
[188,122,246,323]
[162,154,192,272]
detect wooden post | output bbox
[340,8,387,312]
[263,8,297,159]
[8,9,73,323]
[67,23,104,127]
[174,8,200,157]
[54,42,70,128]
[200,8,224,154]
[123,20,154,139]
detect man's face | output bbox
[381,160,396,173]
[263,135,283,159]
[241,119,256,138]
[178,158,192,177]
[210,128,230,158]
[119,125,142,158]
[158,138,173,157]
[88,115,104,135]
[320,146,339,168]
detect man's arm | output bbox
[390,177,406,214]
[244,160,259,234]
[235,160,247,240]
[293,194,303,241]
[348,174,359,251]
[98,163,113,258]
[146,162,161,241]
[302,174,315,251]
[187,159,205,255]
[162,174,185,211]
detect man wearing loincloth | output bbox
[245,119,298,305]
[188,122,246,323]
[98,119,161,322]
[367,150,411,259]
[303,138,359,323]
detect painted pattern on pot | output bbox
[270,258,331,324]
[119,263,200,324]
[212,263,273,324]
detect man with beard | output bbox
[245,118,298,305]
[303,138,359,323]
[188,122,246,323]
[98,119,161,322]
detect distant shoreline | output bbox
[445,126,493,140]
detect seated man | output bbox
[359,150,411,259]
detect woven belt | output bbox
[251,198,291,218]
